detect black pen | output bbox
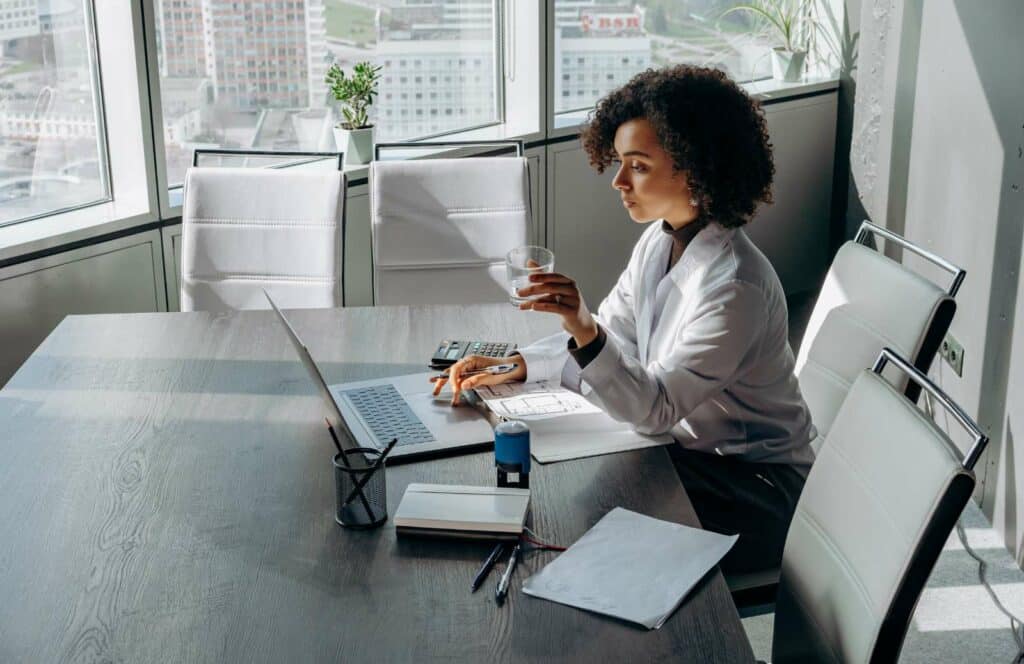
[327,419,375,521]
[341,437,397,508]
[495,542,521,606]
[471,543,505,593]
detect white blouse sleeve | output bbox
[579,279,768,435]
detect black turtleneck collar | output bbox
[661,218,710,273]
[660,218,709,245]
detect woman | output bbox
[439,65,814,574]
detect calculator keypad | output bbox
[431,340,515,368]
[469,341,512,357]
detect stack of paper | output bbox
[474,381,671,463]
[522,508,738,629]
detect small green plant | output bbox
[325,61,382,129]
[721,0,814,52]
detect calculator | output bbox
[430,339,517,369]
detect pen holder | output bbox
[333,448,388,529]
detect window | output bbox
[552,0,774,115]
[154,0,503,189]
[0,1,821,229]
[0,0,109,227]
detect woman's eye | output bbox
[630,162,647,172]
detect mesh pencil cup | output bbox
[333,447,388,528]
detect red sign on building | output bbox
[580,10,642,34]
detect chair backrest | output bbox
[369,154,531,306]
[180,166,346,312]
[773,349,988,664]
[795,221,964,452]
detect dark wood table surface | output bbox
[0,304,753,663]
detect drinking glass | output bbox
[505,246,555,306]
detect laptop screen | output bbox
[262,290,363,460]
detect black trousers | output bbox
[668,445,807,575]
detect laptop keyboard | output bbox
[341,384,436,448]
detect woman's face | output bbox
[611,118,699,228]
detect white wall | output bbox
[851,0,1024,560]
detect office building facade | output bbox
[156,0,327,110]
[0,0,39,41]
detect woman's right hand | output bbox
[432,354,527,405]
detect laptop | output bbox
[264,291,495,462]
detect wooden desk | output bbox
[0,304,753,663]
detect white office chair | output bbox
[729,221,966,600]
[369,141,531,306]
[180,150,347,312]
[770,348,988,663]
[796,221,965,453]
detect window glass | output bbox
[0,0,109,226]
[156,0,501,188]
[553,0,775,115]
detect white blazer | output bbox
[518,221,815,469]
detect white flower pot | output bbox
[771,48,807,82]
[333,125,374,166]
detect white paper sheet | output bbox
[474,380,602,420]
[522,507,738,629]
[475,381,672,463]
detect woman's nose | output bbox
[612,167,630,191]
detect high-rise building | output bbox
[374,0,496,140]
[156,0,327,110]
[0,0,39,41]
[553,4,651,114]
[154,0,206,78]
[200,0,327,110]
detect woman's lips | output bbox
[622,200,637,208]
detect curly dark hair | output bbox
[580,65,774,229]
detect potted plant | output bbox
[721,0,813,82]
[326,60,382,165]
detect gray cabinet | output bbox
[0,231,167,386]
[344,185,372,307]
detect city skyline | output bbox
[0,0,774,224]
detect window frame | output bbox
[146,0,524,218]
[0,0,841,258]
[0,0,161,260]
[0,0,113,230]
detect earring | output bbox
[689,198,698,208]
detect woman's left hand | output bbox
[516,272,600,347]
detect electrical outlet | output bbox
[939,334,964,377]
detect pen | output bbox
[429,363,518,383]
[495,542,521,606]
[471,543,505,593]
[327,419,375,521]
[341,436,398,509]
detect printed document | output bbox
[522,508,738,629]
[474,380,602,420]
[475,382,672,463]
